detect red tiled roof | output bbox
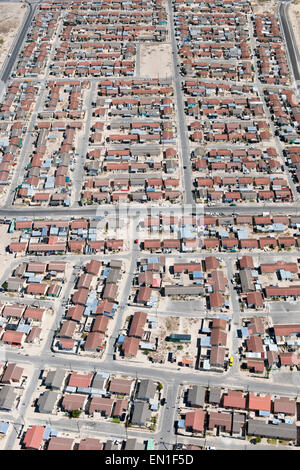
[223,390,246,410]
[23,426,45,450]
[185,409,205,432]
[248,393,271,412]
[68,372,93,388]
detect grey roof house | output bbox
[247,419,296,441]
[131,402,152,426]
[44,369,66,390]
[187,385,206,408]
[124,438,144,450]
[37,390,59,414]
[136,379,156,401]
[0,386,17,411]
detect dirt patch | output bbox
[288,1,300,61]
[251,0,276,15]
[140,43,172,78]
[165,316,180,331]
[0,3,27,71]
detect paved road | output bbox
[2,202,300,219]
[0,1,37,84]
[167,0,194,206]
[279,1,300,83]
[135,43,141,78]
[72,81,97,206]
[2,334,300,450]
[247,14,299,202]
[104,223,139,360]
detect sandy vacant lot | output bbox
[0,3,27,71]
[288,1,300,62]
[251,0,276,14]
[140,44,172,78]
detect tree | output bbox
[156,382,163,392]
[2,282,8,291]
[71,409,81,418]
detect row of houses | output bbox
[237,255,300,305]
[54,259,123,354]
[189,120,271,144]
[15,9,59,77]
[141,234,300,253]
[35,368,160,430]
[239,313,300,373]
[192,146,282,174]
[0,301,48,349]
[178,385,297,442]
[81,78,180,204]
[8,217,125,255]
[15,121,82,207]
[22,426,150,450]
[40,80,89,120]
[195,173,292,204]
[254,14,290,85]
[198,317,230,371]
[0,79,40,189]
[30,0,167,79]
[0,363,28,412]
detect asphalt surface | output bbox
[0,2,37,84]
[167,0,194,206]
[1,203,300,219]
[279,1,300,82]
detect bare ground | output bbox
[140,44,172,79]
[288,1,300,62]
[251,0,276,15]
[0,3,27,71]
